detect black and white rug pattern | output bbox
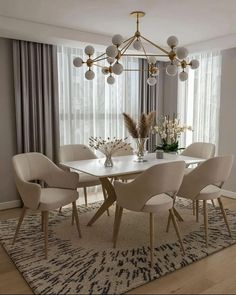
[1,200,236,294]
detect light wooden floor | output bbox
[1,197,236,294]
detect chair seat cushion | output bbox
[142,193,173,213]
[196,185,221,200]
[39,188,78,210]
[77,173,101,187]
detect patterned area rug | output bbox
[1,199,236,294]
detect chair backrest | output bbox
[12,152,59,183]
[113,144,134,157]
[178,155,234,200]
[59,144,97,162]
[114,161,186,212]
[12,153,62,209]
[181,142,215,159]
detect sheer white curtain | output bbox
[178,51,222,150]
[57,45,139,146]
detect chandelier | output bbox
[73,11,199,86]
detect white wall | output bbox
[0,37,19,205]
[218,48,236,192]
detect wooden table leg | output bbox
[87,177,116,226]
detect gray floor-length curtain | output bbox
[139,58,165,152]
[13,40,60,163]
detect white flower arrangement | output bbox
[153,114,192,152]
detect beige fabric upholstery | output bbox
[113,161,186,264]
[12,152,79,210]
[39,188,78,211]
[60,144,101,187]
[60,144,97,162]
[178,155,234,200]
[181,142,215,159]
[114,161,186,212]
[142,194,173,213]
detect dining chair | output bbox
[112,143,140,182]
[59,144,108,209]
[113,161,186,267]
[181,142,216,215]
[173,155,234,247]
[12,152,81,259]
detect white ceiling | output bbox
[0,0,236,48]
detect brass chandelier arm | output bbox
[139,39,149,62]
[123,53,169,57]
[93,56,109,63]
[121,35,136,46]
[140,35,169,55]
[123,69,149,72]
[93,52,106,62]
[120,36,136,55]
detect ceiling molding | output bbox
[0,15,235,55]
[186,34,236,54]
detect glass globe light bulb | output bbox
[190,59,200,69]
[179,71,188,81]
[107,75,115,85]
[167,36,179,48]
[148,56,157,64]
[166,64,178,76]
[73,57,83,67]
[112,63,123,75]
[107,57,115,64]
[85,69,95,80]
[176,47,188,60]
[147,76,157,86]
[112,34,124,46]
[106,45,118,58]
[84,45,95,56]
[133,39,142,51]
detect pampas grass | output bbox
[123,113,139,138]
[123,111,156,138]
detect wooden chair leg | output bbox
[83,187,88,206]
[43,211,49,259]
[193,200,196,216]
[113,206,123,248]
[169,208,185,255]
[203,200,208,247]
[41,212,44,232]
[149,212,154,267]
[211,200,216,208]
[12,206,26,245]
[102,186,110,216]
[218,197,232,237]
[196,200,199,222]
[72,201,82,238]
[166,212,171,233]
[173,207,184,222]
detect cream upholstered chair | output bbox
[181,142,215,161]
[113,161,186,267]
[175,155,234,247]
[112,143,140,181]
[12,152,81,259]
[60,144,108,208]
[181,142,216,215]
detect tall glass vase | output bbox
[134,137,148,162]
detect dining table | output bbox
[61,152,205,226]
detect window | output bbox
[57,45,139,145]
[177,51,222,149]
